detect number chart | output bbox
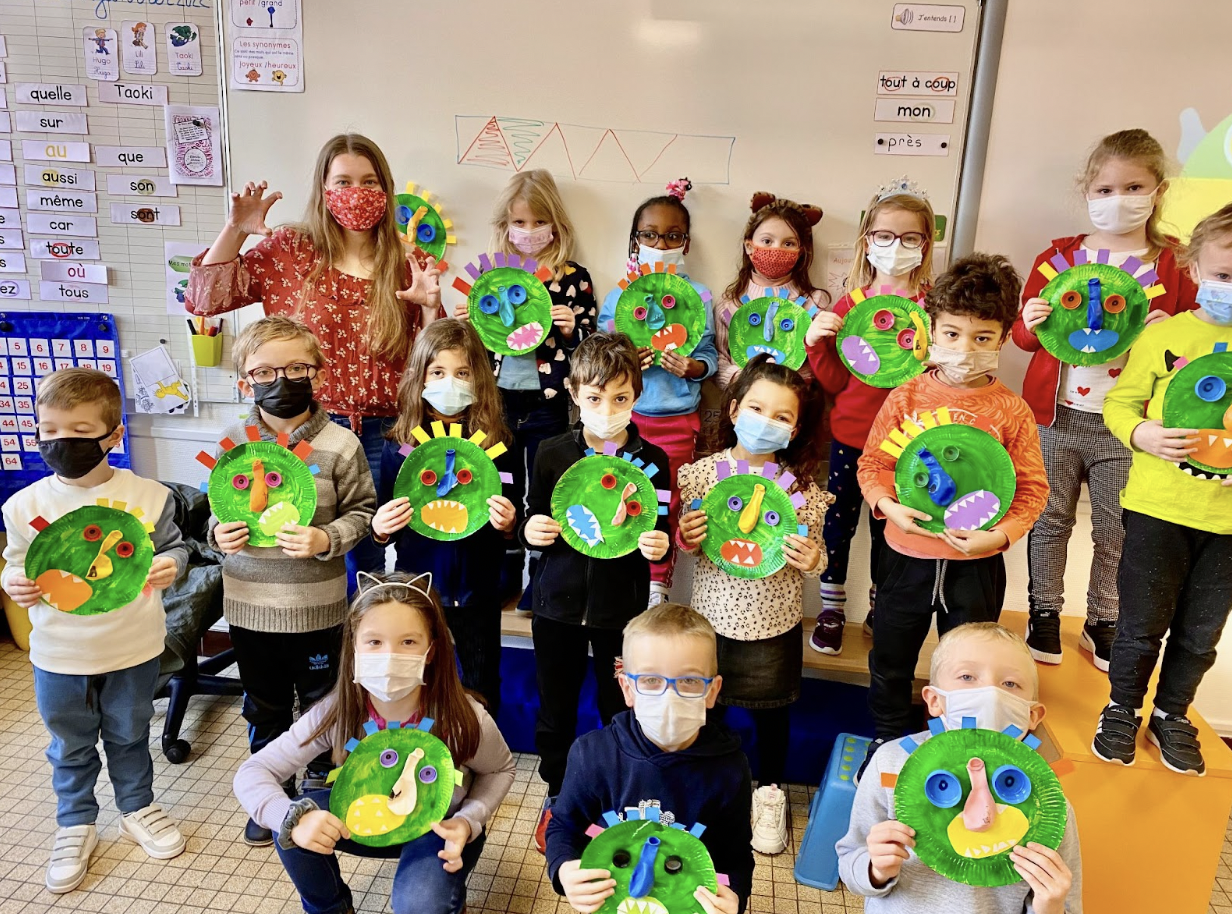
[0,311,131,522]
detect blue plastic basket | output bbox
[793,732,871,891]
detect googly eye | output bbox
[665,856,683,875]
[727,495,744,511]
[634,306,648,321]
[115,541,134,558]
[626,501,643,516]
[83,524,102,542]
[763,510,780,526]
[897,328,916,350]
[1196,375,1227,402]
[779,317,795,332]
[992,764,1032,804]
[420,469,438,486]
[1103,293,1126,314]
[1060,290,1083,310]
[265,471,282,488]
[601,473,618,489]
[924,770,962,808]
[379,749,399,768]
[611,850,632,868]
[507,284,528,305]
[478,294,500,315]
[748,312,763,327]
[873,309,895,331]
[456,468,473,484]
[232,474,250,490]
[418,765,438,784]
[417,222,437,243]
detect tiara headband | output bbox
[355,571,434,601]
[875,176,929,203]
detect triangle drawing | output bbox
[577,130,639,183]
[496,118,555,170]
[458,117,514,169]
[519,123,576,179]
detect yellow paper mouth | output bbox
[421,499,469,534]
[345,794,408,837]
[946,804,1029,859]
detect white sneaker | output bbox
[750,784,788,855]
[46,824,97,894]
[647,584,669,609]
[118,804,186,860]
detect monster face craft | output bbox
[1162,341,1232,478]
[327,718,461,848]
[696,460,808,580]
[727,288,819,371]
[393,181,455,264]
[26,501,156,615]
[1035,249,1164,366]
[551,442,670,559]
[614,263,710,365]
[391,421,513,540]
[453,254,554,356]
[835,287,930,388]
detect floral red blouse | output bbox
[185,227,428,425]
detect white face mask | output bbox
[354,652,426,703]
[930,685,1036,737]
[1087,193,1155,235]
[866,239,924,277]
[929,344,1000,384]
[578,405,632,441]
[422,376,475,417]
[634,690,707,751]
[637,243,687,270]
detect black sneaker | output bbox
[243,817,273,847]
[1026,612,1063,664]
[1080,620,1117,672]
[854,737,887,785]
[1147,713,1206,777]
[1091,703,1140,766]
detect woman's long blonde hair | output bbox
[298,133,412,362]
[490,169,576,276]
[1080,128,1174,263]
[845,192,936,295]
[388,319,511,448]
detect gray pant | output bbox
[1028,405,1131,622]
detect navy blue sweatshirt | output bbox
[545,710,754,910]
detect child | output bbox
[854,254,1049,776]
[1091,203,1232,777]
[372,319,517,716]
[547,602,752,914]
[1013,129,1199,671]
[714,192,829,387]
[210,316,376,846]
[598,178,718,606]
[677,356,831,854]
[233,572,516,914]
[1,368,188,893]
[520,332,672,849]
[837,623,1081,913]
[805,177,937,654]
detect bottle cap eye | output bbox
[457,469,473,484]
[612,850,632,868]
[1196,375,1226,402]
[601,473,618,489]
[417,222,437,243]
[763,510,780,526]
[265,471,282,488]
[779,317,795,332]
[992,764,1032,804]
[925,769,962,808]
[1060,290,1083,310]
[661,294,676,309]
[1103,293,1126,314]
[665,856,683,874]
[420,469,438,486]
[626,501,643,516]
[115,541,134,558]
[727,495,744,511]
[507,284,528,305]
[634,306,648,321]
[419,765,438,783]
[897,328,916,350]
[232,474,250,490]
[379,749,399,768]
[83,524,102,541]
[748,312,762,327]
[873,309,895,330]
[478,294,500,315]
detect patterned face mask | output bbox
[749,247,799,280]
[324,186,387,231]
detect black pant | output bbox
[1111,510,1232,715]
[444,602,502,720]
[712,703,791,786]
[230,624,343,776]
[869,549,1005,739]
[532,614,626,796]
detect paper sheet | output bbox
[164,241,202,315]
[164,105,222,186]
[229,0,304,92]
[130,344,190,414]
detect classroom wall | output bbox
[973,0,1232,731]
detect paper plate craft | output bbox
[835,287,930,388]
[1162,341,1232,479]
[727,288,819,371]
[452,253,554,356]
[25,502,156,615]
[888,719,1069,888]
[196,427,319,548]
[390,421,513,541]
[579,806,722,914]
[326,717,461,848]
[695,460,808,580]
[1035,249,1164,366]
[551,442,670,559]
[880,408,1015,535]
[394,181,455,264]
[614,263,711,365]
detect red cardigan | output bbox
[806,291,893,450]
[1010,234,1199,427]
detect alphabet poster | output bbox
[164,104,223,186]
[229,0,305,92]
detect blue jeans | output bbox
[276,789,484,914]
[329,414,394,590]
[33,657,159,826]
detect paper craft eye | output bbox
[419,469,438,486]
[763,510,780,526]
[1195,375,1227,402]
[417,222,436,243]
[897,328,916,350]
[779,317,795,332]
[507,284,528,305]
[478,294,500,315]
[265,471,282,488]
[611,850,632,868]
[396,204,413,223]
[418,765,438,784]
[873,309,895,330]
[665,856,684,875]
[379,749,399,768]
[1060,290,1083,310]
[748,312,763,327]
[661,294,676,309]
[634,306,648,320]
[456,469,473,484]
[115,541,134,558]
[601,473,618,489]
[83,524,103,541]
[1103,293,1126,314]
[727,495,744,511]
[626,501,643,516]
[992,764,1032,804]
[231,474,250,490]
[924,769,962,808]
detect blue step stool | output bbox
[794,732,870,891]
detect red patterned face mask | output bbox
[750,246,799,280]
[323,186,387,231]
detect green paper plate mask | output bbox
[327,717,460,848]
[391,421,513,541]
[728,288,819,371]
[697,460,808,580]
[26,501,155,615]
[1035,249,1163,366]
[1162,342,1232,479]
[614,264,711,365]
[579,807,721,914]
[196,427,320,548]
[836,287,930,388]
[551,442,669,559]
[879,408,1015,535]
[394,181,454,263]
[453,253,554,356]
[892,720,1068,887]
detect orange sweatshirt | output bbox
[856,369,1049,560]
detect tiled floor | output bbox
[0,639,1227,914]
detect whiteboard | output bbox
[224,0,983,306]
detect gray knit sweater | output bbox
[208,406,376,633]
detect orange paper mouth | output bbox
[1191,431,1232,469]
[720,538,763,567]
[36,569,93,613]
[651,324,687,352]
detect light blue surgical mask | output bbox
[733,409,794,455]
[1197,280,1232,326]
[637,243,686,271]
[422,376,475,416]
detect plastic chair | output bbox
[794,732,870,891]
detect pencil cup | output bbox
[190,334,223,367]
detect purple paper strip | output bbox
[763,461,779,478]
[1096,249,1110,264]
[1072,249,1088,265]
[523,258,538,274]
[701,289,712,303]
[1121,255,1143,275]
[494,252,507,268]
[1137,268,1159,287]
[478,253,493,272]
[656,489,671,502]
[735,460,750,475]
[778,471,797,489]
[499,472,513,484]
[507,253,521,270]
[1049,253,1070,273]
[465,262,481,279]
[790,492,807,509]
[716,462,731,480]
[398,443,413,456]
[603,441,618,455]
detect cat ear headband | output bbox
[750,191,823,227]
[356,571,434,601]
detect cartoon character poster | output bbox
[121,21,157,75]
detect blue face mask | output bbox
[733,409,794,455]
[1197,280,1232,326]
[422,376,475,416]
